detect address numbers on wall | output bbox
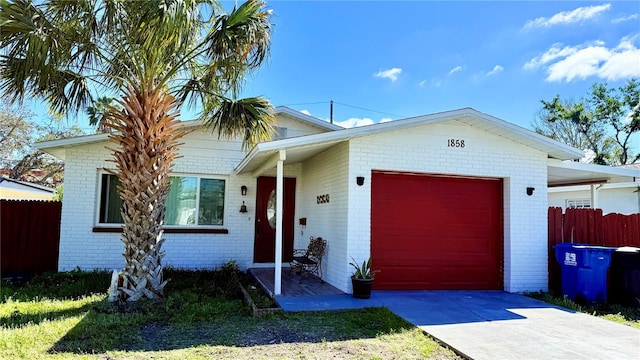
[317,194,330,204]
[447,139,465,148]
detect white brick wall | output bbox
[312,120,550,293]
[298,142,350,290]
[58,115,324,272]
[60,116,551,294]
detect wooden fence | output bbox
[1,200,61,277]
[548,207,640,293]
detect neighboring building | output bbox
[36,107,640,295]
[548,163,640,215]
[0,169,61,187]
[0,177,55,200]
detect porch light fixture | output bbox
[526,187,535,196]
[356,176,365,186]
[241,185,248,196]
[239,201,248,213]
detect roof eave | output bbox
[274,106,343,131]
[235,107,585,172]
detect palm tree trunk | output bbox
[108,84,187,301]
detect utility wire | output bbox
[281,100,406,119]
[332,101,405,119]
[280,101,329,106]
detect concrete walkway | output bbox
[276,290,640,360]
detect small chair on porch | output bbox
[290,236,327,283]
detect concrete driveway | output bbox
[277,290,640,359]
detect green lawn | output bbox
[1,269,459,359]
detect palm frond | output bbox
[1,0,100,114]
[204,0,271,94]
[203,96,275,151]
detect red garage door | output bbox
[371,171,503,290]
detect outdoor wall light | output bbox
[239,201,248,213]
[241,185,248,196]
[526,187,535,196]
[356,176,365,186]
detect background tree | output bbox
[0,98,82,185]
[0,98,33,169]
[590,79,640,165]
[532,98,589,150]
[533,79,639,165]
[9,124,85,185]
[1,0,275,301]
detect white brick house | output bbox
[40,107,635,294]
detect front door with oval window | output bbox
[254,176,296,263]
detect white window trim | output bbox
[95,170,229,229]
[566,198,591,209]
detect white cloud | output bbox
[525,35,640,82]
[524,43,579,69]
[523,3,610,30]
[334,117,394,128]
[448,66,463,75]
[335,117,375,128]
[418,80,426,87]
[487,65,504,76]
[612,13,638,24]
[374,67,402,82]
[300,109,311,116]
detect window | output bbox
[98,173,225,226]
[566,199,591,209]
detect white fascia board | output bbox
[0,177,54,192]
[549,182,640,193]
[36,132,110,149]
[548,159,640,178]
[548,185,590,193]
[35,133,111,160]
[274,106,343,131]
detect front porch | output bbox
[249,267,386,312]
[249,267,345,297]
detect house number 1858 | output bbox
[447,139,465,148]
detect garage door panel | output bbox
[376,264,499,290]
[371,171,503,290]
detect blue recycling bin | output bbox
[554,243,617,305]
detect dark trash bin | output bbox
[609,247,640,308]
[554,243,617,305]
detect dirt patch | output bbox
[237,322,335,346]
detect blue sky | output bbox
[34,1,640,132]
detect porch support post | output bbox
[590,184,598,209]
[274,149,286,295]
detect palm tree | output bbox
[1,0,275,301]
[87,96,115,133]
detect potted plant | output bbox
[349,256,379,299]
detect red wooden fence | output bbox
[1,200,61,277]
[548,207,640,293]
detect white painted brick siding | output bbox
[342,120,549,292]
[60,115,550,294]
[298,142,350,290]
[58,115,325,272]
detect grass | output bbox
[526,291,640,329]
[1,269,459,359]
